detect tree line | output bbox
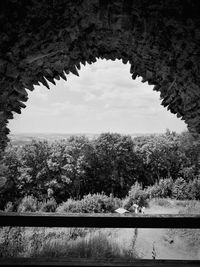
[0,130,200,209]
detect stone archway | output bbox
[0,0,200,150]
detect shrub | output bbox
[39,198,57,212]
[146,178,173,199]
[122,197,133,210]
[145,183,162,199]
[4,201,14,212]
[183,180,196,200]
[56,198,82,213]
[146,176,200,201]
[56,193,121,213]
[158,178,173,198]
[80,193,121,213]
[17,195,38,212]
[172,176,200,200]
[188,177,200,200]
[123,182,148,210]
[80,194,103,213]
[172,177,188,200]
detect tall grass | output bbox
[0,227,25,257]
[148,198,172,208]
[176,200,200,212]
[0,227,138,261]
[166,200,200,256]
[40,231,137,260]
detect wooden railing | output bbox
[0,212,200,266]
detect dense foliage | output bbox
[0,131,199,210]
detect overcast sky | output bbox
[9,59,187,134]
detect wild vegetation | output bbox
[0,226,138,260]
[1,199,200,259]
[0,130,200,259]
[0,130,199,210]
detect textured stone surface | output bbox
[0,0,200,150]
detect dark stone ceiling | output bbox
[0,0,200,150]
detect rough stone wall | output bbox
[0,0,200,150]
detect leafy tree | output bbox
[1,131,200,208]
[54,136,92,199]
[0,144,22,209]
[18,140,51,199]
[178,131,200,177]
[92,133,139,197]
[135,131,188,183]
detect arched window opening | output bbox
[9,59,186,135]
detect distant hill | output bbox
[8,132,158,146]
[8,133,96,146]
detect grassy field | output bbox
[134,199,200,259]
[0,198,200,260]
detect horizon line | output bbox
[9,130,186,135]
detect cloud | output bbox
[50,101,87,117]
[9,59,187,134]
[27,86,49,104]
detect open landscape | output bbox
[0,198,200,260]
[0,131,200,260]
[8,133,152,147]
